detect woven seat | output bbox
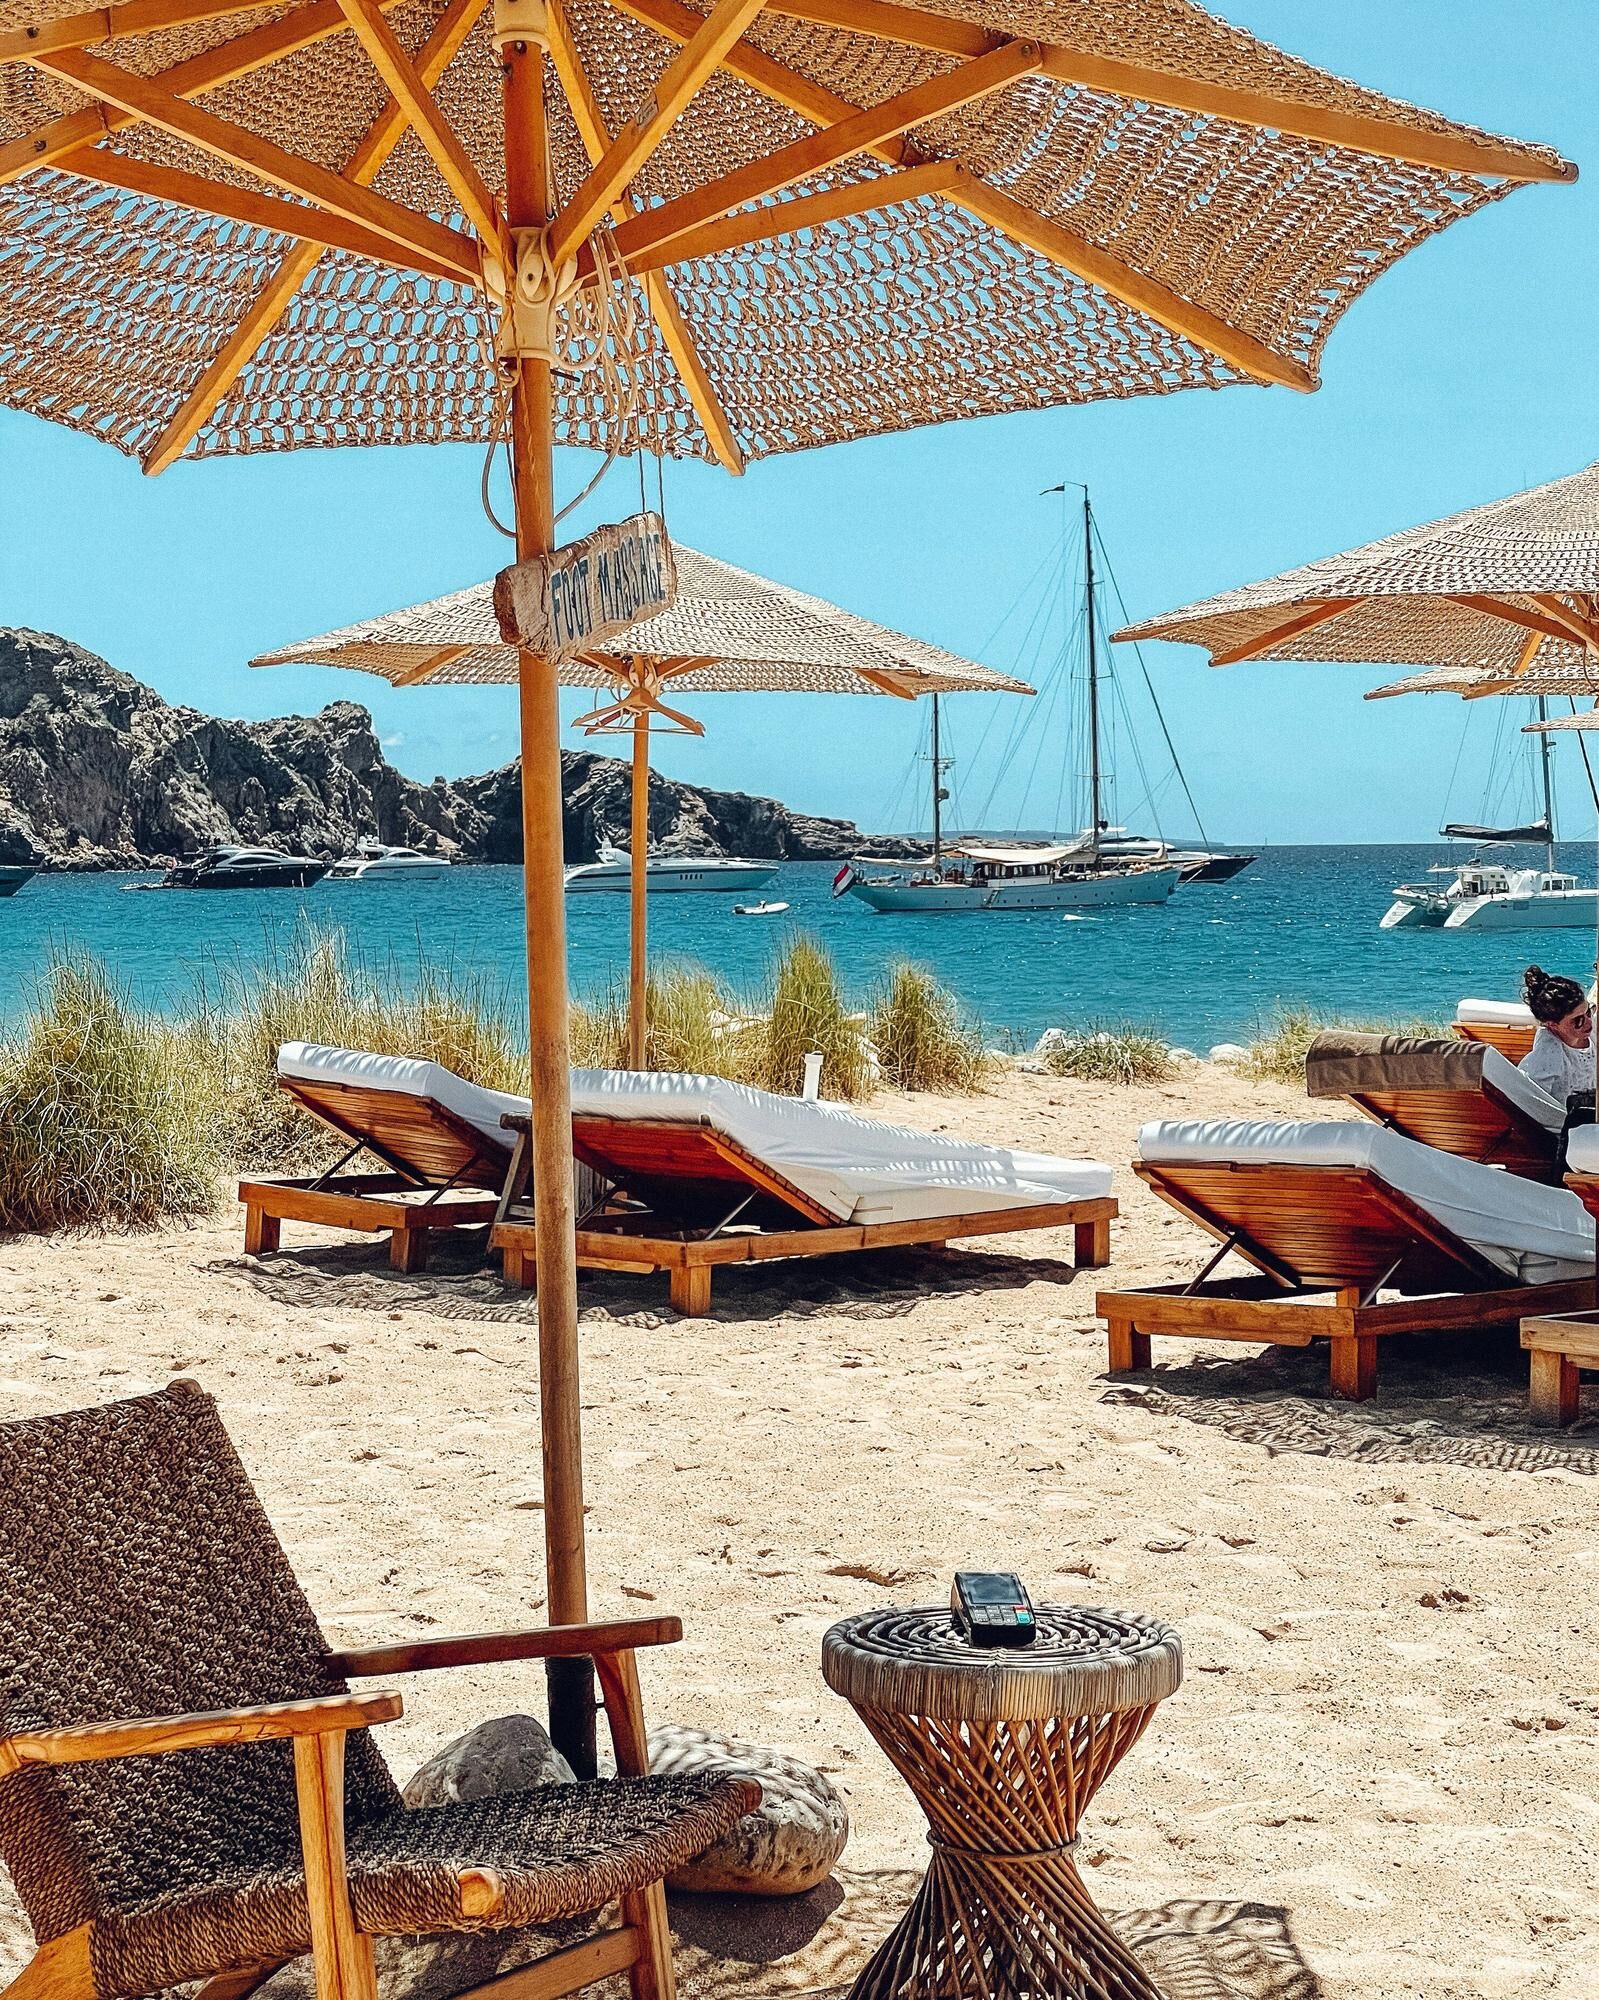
[0,1383,758,2000]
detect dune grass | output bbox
[0,957,220,1232]
[870,962,990,1093]
[1044,1024,1180,1086]
[762,933,870,1100]
[570,962,762,1080]
[1235,1007,1450,1085]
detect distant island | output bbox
[0,629,913,871]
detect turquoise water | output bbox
[3,845,1596,1049]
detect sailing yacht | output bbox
[843,487,1186,915]
[1382,706,1598,931]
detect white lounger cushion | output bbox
[1564,1125,1599,1175]
[1479,1046,1565,1133]
[278,1043,1112,1226]
[278,1042,528,1149]
[1138,1117,1594,1284]
[566,1068,1111,1224]
[1455,998,1535,1029]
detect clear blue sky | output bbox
[2,0,1593,845]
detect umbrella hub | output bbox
[574,658,704,738]
[490,0,551,52]
[485,225,583,365]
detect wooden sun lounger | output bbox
[1096,1160,1594,1400]
[491,1111,1115,1315]
[239,1073,509,1271]
[1453,1019,1534,1063]
[1334,1073,1560,1183]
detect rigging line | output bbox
[976,565,1066,821]
[1567,697,1599,818]
[1093,519,1206,845]
[1107,660,1164,837]
[956,541,1064,777]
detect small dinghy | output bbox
[733,899,790,916]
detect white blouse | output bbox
[1520,1025,1596,1110]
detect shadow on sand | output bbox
[1100,1327,1599,1475]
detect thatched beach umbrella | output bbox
[0,0,1573,1764]
[252,544,1031,1061]
[1367,662,1599,702]
[1114,459,1599,675]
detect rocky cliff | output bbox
[0,629,909,869]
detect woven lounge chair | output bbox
[1096,1118,1595,1399]
[490,1068,1117,1315]
[1306,1030,1565,1182]
[0,1382,758,2000]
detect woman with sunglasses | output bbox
[1520,966,1595,1108]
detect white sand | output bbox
[1,1062,1595,1998]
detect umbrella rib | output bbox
[610,39,1043,268]
[624,161,960,272]
[1447,594,1599,651]
[547,0,769,268]
[331,0,503,249]
[758,0,1574,183]
[0,0,406,185]
[1527,595,1599,649]
[30,46,481,279]
[545,0,745,474]
[50,147,472,282]
[1203,597,1362,664]
[607,0,1315,392]
[139,0,487,477]
[0,0,306,63]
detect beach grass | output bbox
[1044,1024,1180,1086]
[871,962,990,1093]
[1236,1007,1450,1084]
[762,933,871,1100]
[0,956,220,1231]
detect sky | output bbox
[2,0,1595,846]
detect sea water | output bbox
[2,844,1594,1051]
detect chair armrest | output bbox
[500,1112,530,1133]
[0,1691,402,1776]
[330,1616,682,1677]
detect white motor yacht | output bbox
[326,841,451,880]
[564,843,778,894]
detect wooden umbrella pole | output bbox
[629,707,649,1067]
[502,21,594,1776]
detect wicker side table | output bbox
[823,1605,1182,2000]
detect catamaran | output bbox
[1382,701,1598,931]
[564,843,777,895]
[841,487,1191,915]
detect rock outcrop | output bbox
[0,629,912,870]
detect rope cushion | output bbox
[91,1774,761,1997]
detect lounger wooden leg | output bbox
[1529,1349,1580,1427]
[1329,1334,1377,1402]
[1074,1216,1111,1269]
[293,1733,378,2000]
[389,1226,428,1274]
[502,1245,537,1290]
[669,1265,712,1317]
[1105,1319,1151,1374]
[244,1206,281,1256]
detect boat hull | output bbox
[0,865,37,898]
[328,858,451,879]
[170,862,328,889]
[565,862,777,894]
[1443,891,1599,931]
[847,865,1181,913]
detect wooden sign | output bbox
[493,511,677,657]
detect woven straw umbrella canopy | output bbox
[1113,459,1599,675]
[1368,662,1599,702]
[252,543,1031,1060]
[0,0,1574,1771]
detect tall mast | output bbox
[1537,694,1557,874]
[1084,487,1102,864]
[930,693,943,863]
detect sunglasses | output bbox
[1567,1010,1593,1029]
